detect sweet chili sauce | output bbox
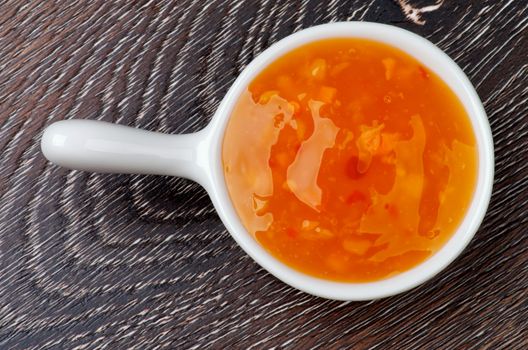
[222,39,477,282]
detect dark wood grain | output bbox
[0,0,526,349]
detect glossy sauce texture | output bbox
[222,39,477,282]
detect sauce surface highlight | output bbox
[222,39,477,282]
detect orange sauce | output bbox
[222,39,477,282]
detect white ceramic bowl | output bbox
[41,22,494,300]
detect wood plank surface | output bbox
[0,0,526,349]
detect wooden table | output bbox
[1,1,526,349]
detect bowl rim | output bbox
[202,21,494,300]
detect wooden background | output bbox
[0,0,527,349]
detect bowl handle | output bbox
[41,120,211,185]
